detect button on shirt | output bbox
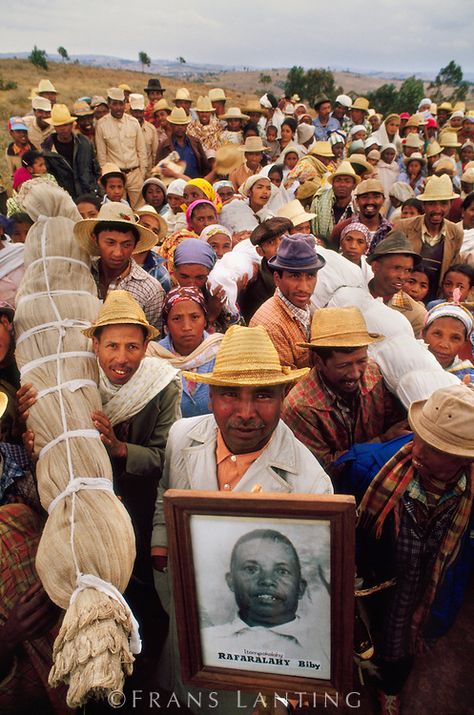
[95,113,147,174]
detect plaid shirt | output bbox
[142,251,172,293]
[281,361,404,475]
[92,258,165,332]
[275,288,311,339]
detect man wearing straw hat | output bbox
[129,93,159,177]
[74,202,165,330]
[309,161,358,246]
[157,107,210,179]
[187,96,222,152]
[229,135,267,190]
[151,324,332,711]
[393,175,464,301]
[282,307,407,479]
[356,383,474,715]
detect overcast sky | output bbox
[3,0,474,75]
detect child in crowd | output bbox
[99,165,128,205]
[338,222,373,284]
[11,149,56,192]
[200,224,233,259]
[264,125,280,161]
[404,265,430,303]
[400,197,424,218]
[9,212,34,243]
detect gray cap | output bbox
[366,230,422,264]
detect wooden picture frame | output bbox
[164,490,355,699]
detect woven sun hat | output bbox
[74,202,158,256]
[239,136,267,153]
[82,290,158,340]
[417,174,458,202]
[46,104,76,126]
[135,204,168,243]
[72,100,94,117]
[182,324,309,386]
[153,98,172,113]
[168,107,191,125]
[221,107,250,121]
[192,95,215,113]
[439,132,461,148]
[91,95,108,109]
[403,152,426,167]
[37,79,57,94]
[328,160,360,185]
[408,384,474,458]
[214,145,243,175]
[438,101,453,113]
[277,199,315,226]
[118,83,132,93]
[309,141,334,158]
[366,229,422,265]
[243,99,265,114]
[99,163,126,185]
[426,140,443,158]
[297,306,383,349]
[404,133,424,149]
[350,97,370,113]
[0,392,8,420]
[174,87,192,102]
[208,88,227,102]
[355,178,385,196]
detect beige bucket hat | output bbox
[277,199,315,226]
[153,98,172,113]
[298,307,383,349]
[309,141,335,158]
[107,87,125,101]
[208,88,227,102]
[439,132,461,148]
[46,104,76,126]
[417,174,458,202]
[37,79,57,94]
[192,95,215,113]
[243,100,266,115]
[221,107,250,121]
[351,97,370,113]
[426,140,443,158]
[174,87,192,102]
[328,160,360,184]
[240,136,267,153]
[168,107,191,125]
[83,290,158,340]
[74,202,158,256]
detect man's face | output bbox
[55,122,74,142]
[34,108,51,129]
[0,315,13,366]
[11,129,28,146]
[174,100,192,114]
[173,263,209,290]
[95,229,137,272]
[227,118,243,132]
[131,109,144,124]
[197,111,211,126]
[226,537,306,627]
[350,109,365,124]
[245,151,263,171]
[94,104,109,121]
[437,110,450,125]
[332,103,346,121]
[411,433,472,484]
[314,346,369,395]
[274,270,317,309]
[332,175,356,199]
[290,221,311,235]
[404,270,429,302]
[76,200,99,219]
[76,115,94,135]
[137,213,162,238]
[147,90,163,103]
[39,92,57,105]
[317,102,331,120]
[340,230,367,263]
[209,384,284,454]
[92,324,147,385]
[423,200,451,229]
[155,109,170,127]
[357,192,384,220]
[371,254,414,297]
[172,124,187,140]
[212,100,226,116]
[109,99,125,119]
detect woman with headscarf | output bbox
[377,144,400,211]
[161,178,187,235]
[199,224,233,259]
[219,174,274,238]
[140,178,168,215]
[150,287,224,417]
[182,178,222,214]
[372,113,402,155]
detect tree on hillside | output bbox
[428,60,469,104]
[397,75,424,114]
[284,66,306,99]
[177,56,186,64]
[29,46,48,71]
[57,46,69,62]
[367,83,399,116]
[139,51,151,73]
[304,68,339,106]
[259,73,272,87]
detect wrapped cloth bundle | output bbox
[14,215,137,707]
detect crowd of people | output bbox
[1,77,474,715]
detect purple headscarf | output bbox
[173,237,217,270]
[185,199,218,231]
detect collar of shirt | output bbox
[275,288,311,336]
[223,614,304,644]
[319,373,356,416]
[216,429,265,491]
[408,471,466,508]
[388,290,414,310]
[422,221,446,247]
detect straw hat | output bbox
[72,100,94,117]
[404,114,425,128]
[174,88,192,102]
[277,199,316,226]
[129,93,145,111]
[182,325,309,386]
[168,107,191,125]
[328,160,360,184]
[100,163,126,184]
[208,88,227,102]
[439,132,461,148]
[221,107,250,121]
[135,204,167,243]
[118,83,132,93]
[192,95,215,113]
[438,102,453,113]
[215,145,244,175]
[349,155,375,175]
[403,152,426,167]
[37,79,57,94]
[350,97,370,113]
[74,202,158,256]
[153,98,172,113]
[297,307,383,349]
[46,104,76,126]
[243,100,266,115]
[404,133,424,149]
[91,95,108,109]
[417,174,457,202]
[426,140,443,158]
[82,290,158,340]
[461,168,474,184]
[355,178,384,196]
[408,384,474,458]
[240,136,267,153]
[366,230,422,264]
[309,141,334,158]
[107,87,125,102]
[0,392,8,420]
[433,158,456,176]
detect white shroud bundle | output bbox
[14,216,138,707]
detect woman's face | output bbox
[381,149,396,164]
[284,151,299,170]
[280,124,294,142]
[268,170,282,187]
[166,299,206,356]
[144,184,165,209]
[183,185,206,205]
[461,146,474,163]
[423,317,467,368]
[385,119,400,136]
[167,193,183,212]
[206,233,232,259]
[352,130,366,141]
[173,263,209,290]
[155,109,170,127]
[189,205,218,233]
[462,201,474,229]
[248,179,271,209]
[401,204,422,219]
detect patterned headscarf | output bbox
[185,199,218,231]
[185,179,222,213]
[340,221,372,248]
[199,224,232,243]
[162,286,208,325]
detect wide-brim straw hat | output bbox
[74,202,158,256]
[277,199,315,226]
[153,98,172,113]
[37,79,57,94]
[135,204,167,242]
[408,384,474,458]
[350,97,370,113]
[208,88,227,102]
[72,100,94,117]
[82,290,158,340]
[239,136,267,153]
[405,114,426,128]
[309,141,334,158]
[215,145,245,175]
[182,325,309,386]
[243,100,266,114]
[192,95,215,113]
[439,132,461,148]
[0,391,8,420]
[417,174,458,202]
[174,88,192,102]
[100,163,126,183]
[404,133,424,149]
[168,107,191,125]
[46,104,76,126]
[298,307,383,349]
[426,140,443,158]
[438,102,453,113]
[328,160,360,184]
[221,107,250,121]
